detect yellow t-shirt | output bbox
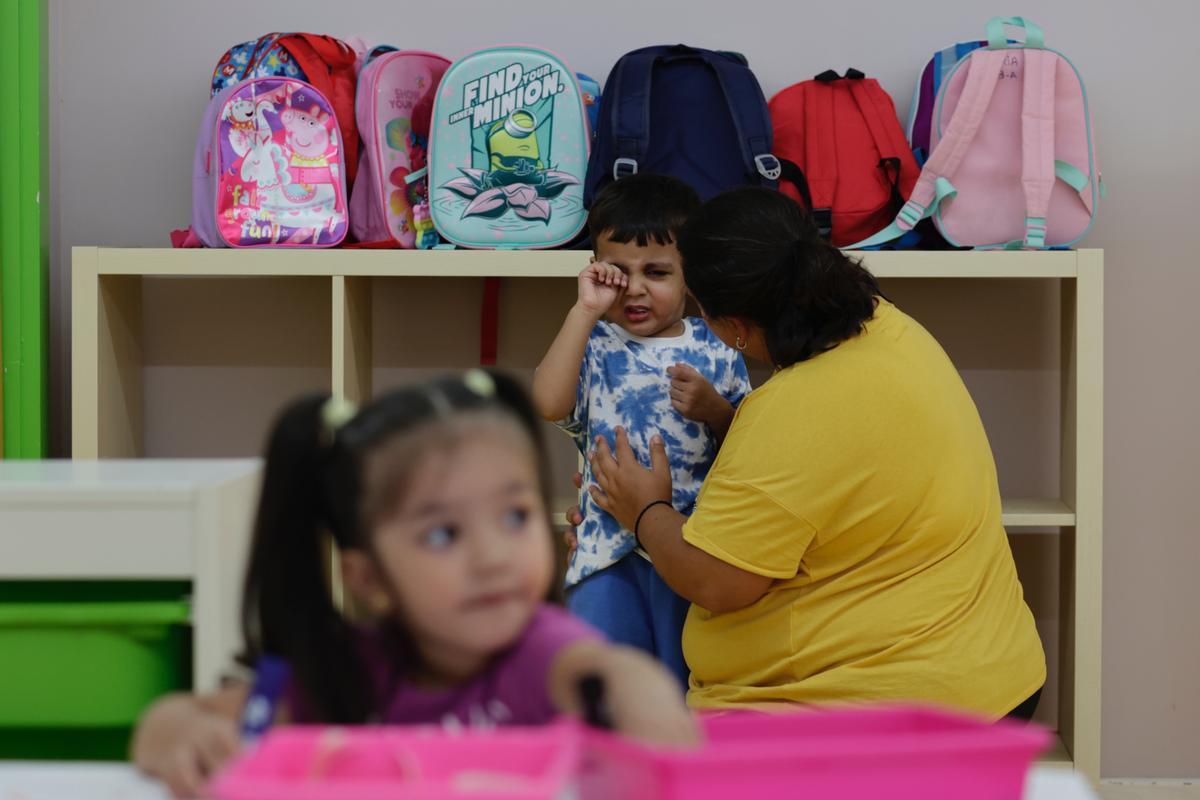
[682,300,1045,717]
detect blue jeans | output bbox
[565,554,690,690]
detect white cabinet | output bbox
[0,459,261,691]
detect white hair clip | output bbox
[463,369,496,398]
[321,395,358,437]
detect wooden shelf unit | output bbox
[70,246,1103,779]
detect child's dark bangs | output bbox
[600,221,678,248]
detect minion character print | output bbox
[486,110,544,185]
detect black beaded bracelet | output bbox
[633,500,674,548]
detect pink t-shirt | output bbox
[288,604,600,729]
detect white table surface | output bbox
[0,459,261,489]
[0,763,1099,799]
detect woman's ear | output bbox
[710,316,770,363]
[340,548,393,617]
[728,317,753,345]
[706,315,750,350]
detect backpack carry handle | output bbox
[986,17,1044,49]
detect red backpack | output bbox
[770,69,920,247]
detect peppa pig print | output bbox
[197,77,348,247]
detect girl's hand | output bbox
[588,428,673,532]
[132,688,247,799]
[602,648,701,747]
[552,642,700,748]
[151,712,239,798]
[666,363,730,426]
[576,261,627,318]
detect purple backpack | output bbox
[905,40,987,165]
[191,77,349,247]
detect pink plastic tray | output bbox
[581,704,1051,800]
[210,722,583,800]
[211,705,1049,799]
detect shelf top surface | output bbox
[1000,498,1075,522]
[548,497,1076,527]
[78,247,1098,279]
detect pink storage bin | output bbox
[210,722,583,800]
[581,705,1050,800]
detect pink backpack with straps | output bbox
[851,17,1103,250]
[349,50,450,247]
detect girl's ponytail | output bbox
[241,394,371,723]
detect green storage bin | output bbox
[0,582,191,760]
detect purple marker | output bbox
[240,655,289,743]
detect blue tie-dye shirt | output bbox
[557,317,752,586]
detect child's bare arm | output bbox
[132,684,247,798]
[667,363,736,443]
[548,639,700,746]
[532,262,627,421]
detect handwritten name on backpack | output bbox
[999,54,1020,80]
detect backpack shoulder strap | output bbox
[845,76,909,164]
[608,49,662,179]
[696,52,780,185]
[920,49,1007,188]
[1019,48,1058,248]
[845,75,918,200]
[803,78,837,235]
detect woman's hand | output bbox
[588,427,673,532]
[576,260,627,318]
[563,472,584,557]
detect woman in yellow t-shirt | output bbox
[586,188,1046,719]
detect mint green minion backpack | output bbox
[428,46,591,249]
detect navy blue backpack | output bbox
[584,45,780,204]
